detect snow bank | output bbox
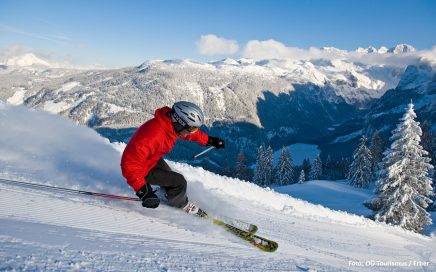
[0,103,128,195]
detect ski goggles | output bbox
[172,121,199,134]
[187,126,199,133]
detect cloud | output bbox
[416,46,436,66]
[241,39,436,67]
[241,39,309,60]
[0,45,32,60]
[197,34,239,55]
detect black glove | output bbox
[207,136,225,149]
[136,183,160,208]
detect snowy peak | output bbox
[5,53,51,67]
[320,47,348,56]
[388,44,416,54]
[237,58,255,66]
[1,52,106,70]
[356,46,388,54]
[356,46,379,53]
[211,58,240,66]
[355,44,415,54]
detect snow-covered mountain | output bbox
[0,52,107,71]
[367,63,435,136]
[0,46,434,170]
[355,44,416,54]
[1,103,435,271]
[4,53,51,67]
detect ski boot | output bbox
[182,201,208,217]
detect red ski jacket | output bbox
[121,106,209,191]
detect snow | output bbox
[6,53,51,67]
[6,87,27,105]
[43,101,71,114]
[0,103,435,271]
[388,44,416,54]
[274,180,374,216]
[332,129,363,144]
[57,81,81,93]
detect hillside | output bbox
[1,103,435,271]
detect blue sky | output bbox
[0,0,435,67]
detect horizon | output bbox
[0,0,435,67]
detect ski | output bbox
[208,214,258,235]
[221,221,278,252]
[178,200,258,235]
[196,210,278,252]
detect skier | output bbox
[121,101,225,214]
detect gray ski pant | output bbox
[145,158,189,208]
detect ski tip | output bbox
[250,235,278,252]
[249,224,258,234]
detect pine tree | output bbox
[323,155,332,179]
[309,155,322,180]
[275,147,294,185]
[253,145,265,185]
[347,136,373,188]
[369,131,383,177]
[263,146,274,187]
[234,151,250,181]
[373,102,434,233]
[301,158,311,179]
[298,170,305,184]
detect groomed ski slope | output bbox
[0,103,435,271]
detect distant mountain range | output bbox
[1,45,434,173]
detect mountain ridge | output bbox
[0,45,434,171]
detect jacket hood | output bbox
[154,107,178,138]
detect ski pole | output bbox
[192,146,215,159]
[0,178,140,202]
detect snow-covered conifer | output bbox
[263,146,274,187]
[309,155,322,180]
[274,147,294,185]
[298,170,305,184]
[347,136,373,188]
[301,158,311,179]
[374,103,434,233]
[253,145,265,185]
[234,151,250,181]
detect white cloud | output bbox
[242,39,309,60]
[197,34,239,55]
[417,46,436,66]
[241,39,436,68]
[0,45,32,60]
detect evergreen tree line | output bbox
[227,146,352,186]
[227,145,325,187]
